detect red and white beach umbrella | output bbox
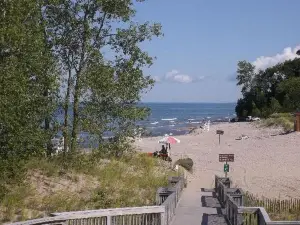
[158,135,180,144]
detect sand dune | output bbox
[135,122,300,199]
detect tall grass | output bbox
[0,152,176,223]
[262,113,294,132]
[244,192,300,221]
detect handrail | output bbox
[5,206,165,225]
[215,175,300,225]
[158,172,186,225]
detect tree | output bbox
[270,97,281,114]
[236,60,256,95]
[44,0,161,152]
[251,101,261,117]
[0,0,58,158]
[278,77,300,111]
[235,57,300,117]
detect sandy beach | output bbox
[135,122,300,199]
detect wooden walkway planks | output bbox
[171,181,228,225]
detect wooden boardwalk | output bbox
[171,181,228,225]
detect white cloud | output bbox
[173,74,193,83]
[164,69,204,83]
[253,45,300,72]
[165,70,179,79]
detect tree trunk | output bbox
[70,74,81,152]
[44,91,52,156]
[45,122,52,156]
[40,4,54,157]
[63,69,72,153]
[70,11,88,153]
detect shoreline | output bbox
[136,122,300,199]
[140,120,232,138]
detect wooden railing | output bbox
[5,206,164,225]
[215,175,300,225]
[158,174,186,225]
[5,172,186,225]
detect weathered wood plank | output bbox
[51,206,165,217]
[5,206,165,225]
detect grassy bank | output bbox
[0,152,176,223]
[261,113,294,132]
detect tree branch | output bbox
[95,12,107,42]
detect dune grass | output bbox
[0,152,176,223]
[261,113,294,132]
[269,212,300,221]
[244,191,300,221]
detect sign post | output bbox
[219,154,234,177]
[216,130,224,144]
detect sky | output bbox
[133,0,300,103]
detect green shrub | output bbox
[269,113,293,119]
[262,113,294,132]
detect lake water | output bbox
[138,102,236,137]
[55,102,236,147]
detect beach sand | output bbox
[135,122,300,199]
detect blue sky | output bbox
[133,0,300,103]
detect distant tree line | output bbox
[0,0,161,160]
[235,58,300,118]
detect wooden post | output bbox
[219,134,221,144]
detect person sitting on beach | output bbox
[159,145,167,155]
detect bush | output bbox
[174,158,193,172]
[269,113,293,119]
[262,113,294,132]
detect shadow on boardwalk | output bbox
[200,188,228,225]
[171,186,228,225]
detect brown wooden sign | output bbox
[216,130,224,135]
[219,154,234,162]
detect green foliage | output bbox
[1,0,161,157]
[262,113,294,132]
[0,0,59,158]
[270,98,282,113]
[43,0,161,152]
[0,1,163,221]
[251,101,261,117]
[278,77,300,111]
[235,58,300,118]
[269,113,293,118]
[236,60,256,95]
